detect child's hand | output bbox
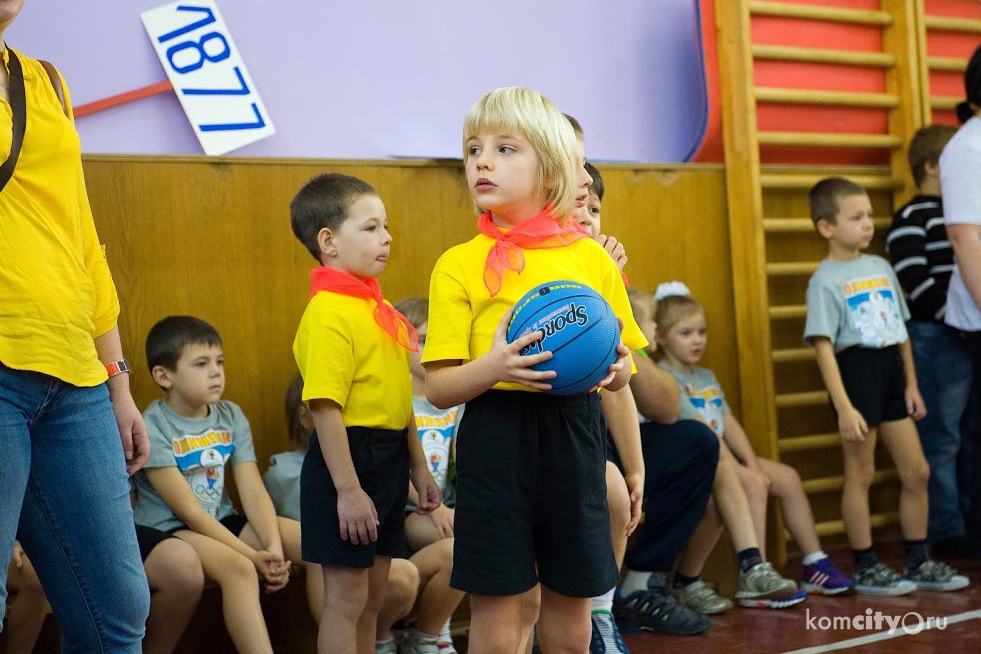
[252,550,290,592]
[427,504,456,539]
[906,387,927,421]
[622,472,644,536]
[597,234,628,271]
[411,466,442,516]
[489,308,556,390]
[337,487,379,545]
[838,406,869,442]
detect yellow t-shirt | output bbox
[423,234,648,391]
[293,291,412,429]
[0,49,119,387]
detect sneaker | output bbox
[376,637,398,654]
[736,562,807,608]
[400,630,440,654]
[802,557,855,596]
[853,562,916,596]
[903,559,970,592]
[590,610,630,653]
[672,580,733,615]
[613,574,709,635]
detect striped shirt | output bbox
[885,195,955,322]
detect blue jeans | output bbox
[0,363,150,652]
[907,321,973,543]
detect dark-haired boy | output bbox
[133,315,321,654]
[805,178,968,595]
[886,125,974,557]
[289,173,439,654]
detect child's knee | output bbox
[606,473,631,530]
[903,458,931,492]
[742,469,770,501]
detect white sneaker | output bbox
[400,629,440,654]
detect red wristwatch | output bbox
[105,359,131,378]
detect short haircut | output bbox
[653,294,704,343]
[394,296,428,330]
[290,173,378,261]
[808,177,867,225]
[464,87,580,221]
[145,315,222,371]
[564,113,584,140]
[626,287,651,322]
[585,161,604,201]
[284,373,310,447]
[907,125,958,187]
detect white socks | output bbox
[591,587,616,613]
[802,550,828,566]
[620,570,653,596]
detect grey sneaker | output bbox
[400,630,440,654]
[853,562,916,596]
[903,560,970,592]
[376,637,398,654]
[672,580,733,615]
[736,562,807,608]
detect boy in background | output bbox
[886,125,974,558]
[805,178,968,595]
[289,173,440,654]
[133,316,318,654]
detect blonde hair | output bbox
[394,296,428,330]
[463,87,579,221]
[654,294,704,342]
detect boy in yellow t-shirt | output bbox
[290,173,440,654]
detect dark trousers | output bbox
[958,331,981,548]
[621,420,719,572]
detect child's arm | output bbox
[601,387,644,535]
[406,417,441,515]
[811,337,868,442]
[233,461,290,590]
[628,353,681,424]
[308,398,379,545]
[720,414,761,470]
[897,339,927,420]
[145,467,283,568]
[425,309,556,408]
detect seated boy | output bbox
[132,315,322,654]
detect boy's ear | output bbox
[297,403,315,432]
[815,217,836,239]
[151,365,173,390]
[924,160,940,178]
[317,227,336,258]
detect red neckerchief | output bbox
[477,209,588,296]
[308,267,419,352]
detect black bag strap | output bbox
[0,47,27,193]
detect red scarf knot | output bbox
[477,209,588,296]
[308,267,419,352]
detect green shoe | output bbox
[672,580,733,615]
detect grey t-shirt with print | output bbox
[804,254,910,352]
[657,360,731,438]
[133,399,256,532]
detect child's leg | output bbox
[405,513,442,554]
[174,530,272,654]
[320,564,369,654]
[407,539,465,635]
[359,557,392,654]
[517,587,541,654]
[536,587,592,654]
[467,594,527,654]
[757,459,822,556]
[728,451,770,558]
[5,553,50,654]
[142,537,205,654]
[270,516,324,621]
[878,418,931,541]
[841,429,879,550]
[606,461,631,566]
[675,497,724,578]
[712,459,760,553]
[376,558,419,640]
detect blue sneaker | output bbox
[590,610,630,653]
[613,573,709,635]
[802,557,855,596]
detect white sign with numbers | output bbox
[141,0,275,155]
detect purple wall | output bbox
[10,0,707,162]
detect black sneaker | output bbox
[613,573,709,636]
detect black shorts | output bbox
[834,345,908,427]
[301,427,409,567]
[167,513,248,538]
[135,524,176,561]
[450,389,618,598]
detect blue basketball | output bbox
[506,280,620,395]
